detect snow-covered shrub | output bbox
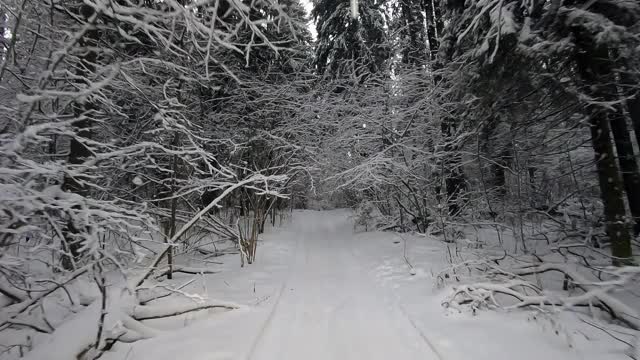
[0,0,306,358]
[353,201,377,231]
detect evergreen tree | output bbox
[439,0,639,263]
[392,0,427,64]
[313,0,389,78]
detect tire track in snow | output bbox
[247,212,444,360]
[244,232,302,360]
[346,234,445,360]
[395,302,446,360]
[244,281,288,360]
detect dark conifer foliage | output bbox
[313,0,389,77]
[434,0,640,263]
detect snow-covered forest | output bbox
[1,0,639,358]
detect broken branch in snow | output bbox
[0,278,28,304]
[5,319,52,334]
[132,299,241,321]
[0,267,88,329]
[442,260,640,330]
[137,279,196,305]
[154,266,220,278]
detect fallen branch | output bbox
[153,266,220,278]
[137,279,196,305]
[0,277,28,304]
[5,319,51,334]
[442,261,640,330]
[0,266,88,329]
[132,299,241,320]
[20,288,241,360]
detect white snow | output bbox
[351,0,359,20]
[92,210,631,360]
[132,176,144,186]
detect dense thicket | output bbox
[314,0,640,264]
[1,0,639,357]
[0,0,311,357]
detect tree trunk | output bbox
[479,119,509,198]
[0,6,6,59]
[423,0,443,61]
[576,42,633,265]
[491,161,507,196]
[609,110,640,235]
[166,133,180,280]
[428,0,463,217]
[587,113,632,265]
[628,89,640,149]
[619,61,640,152]
[442,119,465,217]
[61,3,99,270]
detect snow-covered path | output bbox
[102,210,628,360]
[246,211,441,360]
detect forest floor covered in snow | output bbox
[68,209,633,360]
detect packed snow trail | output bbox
[245,211,442,360]
[101,210,629,360]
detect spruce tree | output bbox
[439,0,639,263]
[313,0,389,78]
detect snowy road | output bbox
[246,211,442,360]
[103,210,628,360]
